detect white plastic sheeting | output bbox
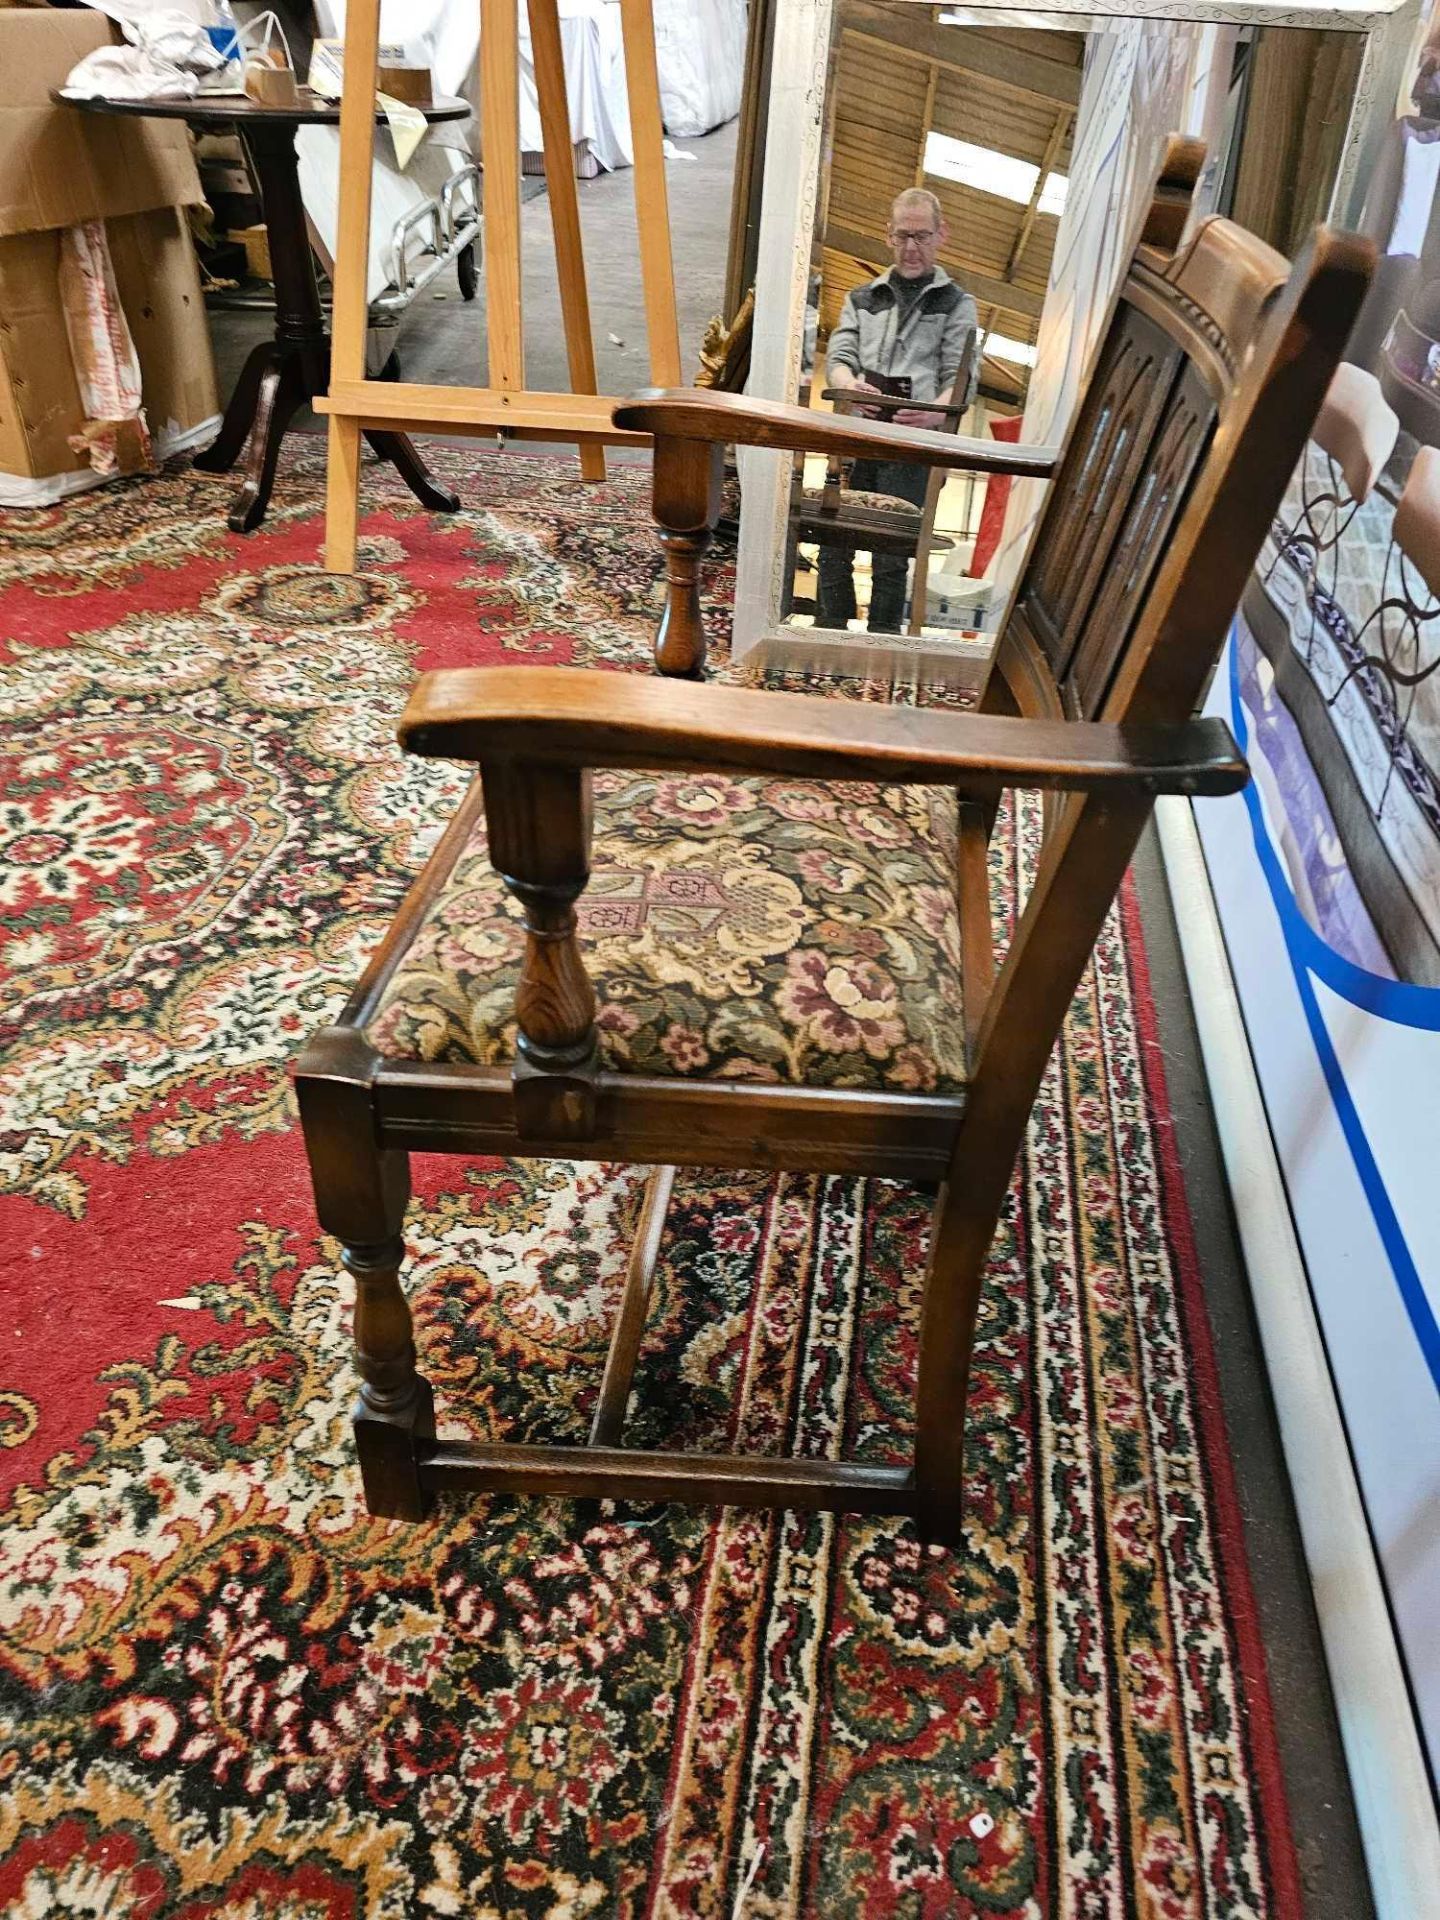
[653,0,746,139]
[315,0,743,168]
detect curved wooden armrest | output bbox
[613,388,1060,479]
[399,667,1247,799]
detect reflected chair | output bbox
[295,140,1372,1544]
[1380,276,1440,445]
[793,375,968,634]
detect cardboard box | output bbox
[0,7,219,502]
[0,206,219,499]
[229,222,272,281]
[0,10,202,235]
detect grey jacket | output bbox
[826,265,978,407]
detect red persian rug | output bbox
[0,444,1300,1917]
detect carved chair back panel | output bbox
[1002,215,1291,727]
[1021,307,1191,687]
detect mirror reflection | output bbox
[776,2,1363,646]
[785,5,1083,636]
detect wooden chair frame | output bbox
[296,143,1372,1545]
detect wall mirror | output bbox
[731,0,1418,682]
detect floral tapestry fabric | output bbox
[800,487,923,520]
[365,771,970,1096]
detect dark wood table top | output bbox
[54,88,470,129]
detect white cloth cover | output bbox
[520,0,632,171]
[1389,125,1440,258]
[296,128,477,305]
[315,0,743,169]
[306,0,476,304]
[651,0,746,139]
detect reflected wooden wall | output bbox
[819,1,1084,407]
[1229,27,1365,257]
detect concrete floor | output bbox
[207,119,1373,1917]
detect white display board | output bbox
[1195,0,1440,1802]
[1197,631,1440,1788]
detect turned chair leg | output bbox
[296,1028,434,1520]
[651,434,723,678]
[344,1233,436,1520]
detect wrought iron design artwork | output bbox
[1324,449,1440,826]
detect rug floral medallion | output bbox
[0,446,1299,1917]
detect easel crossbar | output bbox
[318,383,649,444]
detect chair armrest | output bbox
[613,388,1060,480]
[399,667,1248,799]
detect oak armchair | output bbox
[295,141,1372,1545]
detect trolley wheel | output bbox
[457,241,478,302]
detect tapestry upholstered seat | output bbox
[365,771,969,1096]
[799,486,923,523]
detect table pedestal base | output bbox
[56,94,473,543]
[192,119,460,538]
[194,338,460,536]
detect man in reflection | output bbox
[818,187,978,632]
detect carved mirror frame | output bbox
[732,0,1421,676]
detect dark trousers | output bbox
[815,459,929,632]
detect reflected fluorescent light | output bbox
[938,10,1099,38]
[924,131,1068,217]
[979,331,1038,368]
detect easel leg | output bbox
[531,0,605,482]
[325,415,363,573]
[323,0,380,573]
[619,0,682,387]
[480,0,524,392]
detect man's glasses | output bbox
[891,229,936,247]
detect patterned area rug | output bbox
[0,445,1299,1917]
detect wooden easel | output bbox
[319,0,682,572]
